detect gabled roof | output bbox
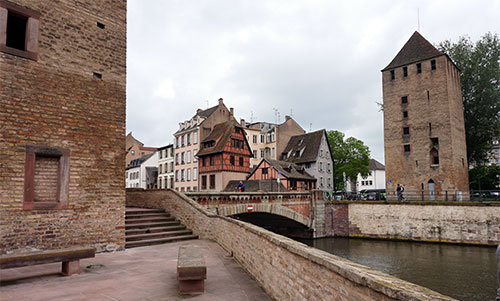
[195,105,218,119]
[126,153,155,170]
[196,120,250,156]
[382,31,443,71]
[281,130,325,164]
[250,159,316,181]
[369,158,385,170]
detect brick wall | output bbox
[126,189,454,300]
[325,203,349,236]
[0,0,126,253]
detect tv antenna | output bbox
[272,108,278,124]
[417,8,420,31]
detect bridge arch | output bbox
[217,203,310,227]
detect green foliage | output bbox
[468,165,500,190]
[326,130,370,191]
[439,33,500,165]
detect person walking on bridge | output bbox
[236,181,245,192]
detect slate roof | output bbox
[223,180,287,192]
[382,31,443,71]
[249,159,316,181]
[281,130,325,164]
[196,120,249,156]
[194,105,218,119]
[369,158,385,170]
[126,153,155,170]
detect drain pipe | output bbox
[497,244,500,301]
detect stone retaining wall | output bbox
[325,202,500,245]
[127,189,454,300]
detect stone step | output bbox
[126,207,165,214]
[125,225,186,235]
[125,221,180,230]
[125,234,199,249]
[125,216,176,224]
[125,213,171,219]
[126,230,194,242]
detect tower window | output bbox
[403,144,411,152]
[431,137,439,145]
[97,22,105,29]
[403,127,410,135]
[431,60,436,71]
[403,111,408,118]
[6,12,27,50]
[390,70,395,80]
[416,63,422,74]
[430,148,439,165]
[403,66,408,77]
[0,3,40,61]
[401,96,408,104]
[427,90,430,102]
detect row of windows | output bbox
[250,132,275,144]
[126,171,139,180]
[230,138,245,149]
[201,174,216,190]
[175,167,198,182]
[158,148,173,159]
[175,132,198,148]
[251,148,276,159]
[175,150,197,165]
[177,186,198,192]
[158,162,174,174]
[158,176,174,189]
[360,180,373,186]
[390,60,436,80]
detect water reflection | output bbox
[298,237,498,301]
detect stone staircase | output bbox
[125,207,198,248]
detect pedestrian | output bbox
[236,180,245,192]
[397,184,404,201]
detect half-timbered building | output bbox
[248,159,316,192]
[197,120,252,191]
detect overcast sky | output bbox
[126,0,500,163]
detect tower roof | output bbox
[382,31,443,71]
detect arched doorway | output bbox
[428,179,435,200]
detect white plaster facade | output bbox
[125,152,158,189]
[157,144,175,189]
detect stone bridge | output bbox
[185,191,326,238]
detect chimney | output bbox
[285,115,291,121]
[230,107,234,116]
[240,118,246,127]
[197,108,202,114]
[218,98,223,105]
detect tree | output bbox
[468,165,500,190]
[439,33,500,165]
[326,130,371,191]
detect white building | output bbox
[125,152,158,189]
[157,144,174,189]
[346,159,386,192]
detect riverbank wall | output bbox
[326,202,500,245]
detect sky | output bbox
[126,0,500,163]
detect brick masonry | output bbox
[126,189,454,300]
[325,201,500,245]
[383,52,469,197]
[0,0,126,253]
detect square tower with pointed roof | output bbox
[381,31,469,200]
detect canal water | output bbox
[298,237,498,301]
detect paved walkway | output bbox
[0,240,270,301]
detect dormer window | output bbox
[204,141,215,148]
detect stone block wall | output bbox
[0,0,126,253]
[324,201,500,245]
[126,189,454,300]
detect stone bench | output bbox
[0,246,95,276]
[177,245,206,294]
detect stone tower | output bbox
[381,31,469,200]
[0,0,126,253]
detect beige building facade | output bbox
[382,31,469,200]
[243,116,305,168]
[173,98,234,192]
